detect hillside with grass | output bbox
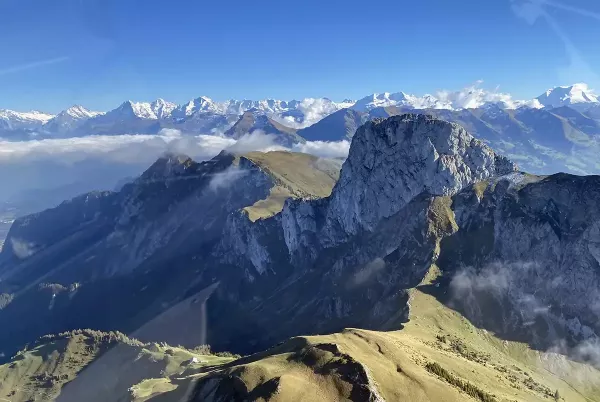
[0,329,238,402]
[242,151,341,220]
[188,283,600,402]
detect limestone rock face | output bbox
[441,173,600,343]
[323,114,517,240]
[280,114,517,263]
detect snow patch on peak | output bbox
[151,99,176,119]
[352,83,543,112]
[537,83,599,108]
[177,96,220,116]
[63,105,102,119]
[119,100,158,119]
[0,109,55,131]
[42,105,103,133]
[0,109,55,123]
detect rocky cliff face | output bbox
[0,150,339,357]
[275,115,516,266]
[437,172,600,347]
[323,115,516,239]
[1,114,598,363]
[208,114,599,354]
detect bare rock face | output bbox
[441,173,600,344]
[324,114,516,238]
[282,114,517,263]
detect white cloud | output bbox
[225,130,286,154]
[275,98,343,129]
[0,129,233,165]
[0,129,350,203]
[292,140,350,159]
[297,98,342,127]
[0,130,235,202]
[223,130,350,159]
[208,165,248,192]
[352,82,544,111]
[9,237,37,259]
[433,81,542,109]
[351,258,386,286]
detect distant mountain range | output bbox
[1,83,600,178]
[1,83,597,136]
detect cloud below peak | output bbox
[0,129,351,201]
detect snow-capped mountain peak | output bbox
[1,82,597,139]
[536,83,599,108]
[117,100,158,119]
[352,91,439,111]
[62,105,102,119]
[351,85,546,112]
[150,98,176,119]
[0,109,55,131]
[0,109,54,123]
[41,105,104,133]
[176,96,220,117]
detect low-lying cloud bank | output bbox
[449,262,600,368]
[0,130,350,206]
[0,129,234,165]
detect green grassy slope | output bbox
[242,151,341,221]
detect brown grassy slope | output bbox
[183,285,600,402]
[0,330,236,402]
[242,151,341,221]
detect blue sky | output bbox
[1,0,600,113]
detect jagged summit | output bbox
[139,152,198,180]
[61,105,100,118]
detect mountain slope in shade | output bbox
[0,150,341,358]
[224,109,304,145]
[297,108,366,141]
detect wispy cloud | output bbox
[0,56,70,76]
[511,0,600,86]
